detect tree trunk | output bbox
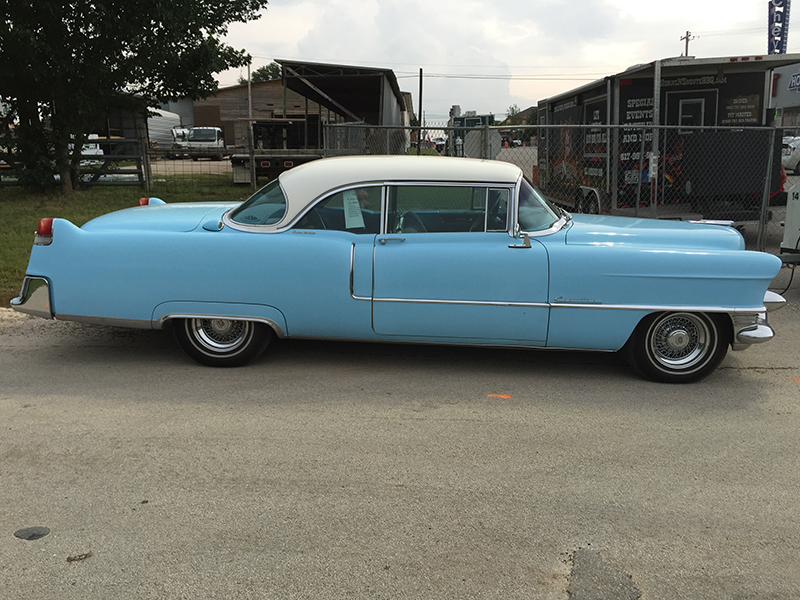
[53,133,74,195]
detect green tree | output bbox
[0,0,268,192]
[505,104,522,124]
[502,104,537,142]
[238,61,282,84]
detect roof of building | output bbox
[276,59,406,123]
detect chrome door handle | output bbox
[379,237,405,244]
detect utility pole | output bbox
[418,68,423,156]
[680,30,694,56]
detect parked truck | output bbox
[231,119,322,183]
[185,126,228,160]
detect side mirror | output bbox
[509,233,531,249]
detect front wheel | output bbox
[174,318,273,367]
[624,312,729,383]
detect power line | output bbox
[694,27,766,37]
[244,52,621,74]
[396,72,605,81]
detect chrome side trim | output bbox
[369,296,769,314]
[373,297,550,308]
[159,314,286,338]
[548,302,767,314]
[689,219,735,227]
[350,243,371,301]
[10,277,53,319]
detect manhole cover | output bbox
[14,527,50,541]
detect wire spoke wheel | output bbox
[648,313,709,369]
[626,312,729,383]
[174,317,273,367]
[192,318,250,353]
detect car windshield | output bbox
[188,129,217,142]
[228,179,287,225]
[517,179,560,232]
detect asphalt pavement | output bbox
[1,266,799,599]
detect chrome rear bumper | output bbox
[10,277,53,320]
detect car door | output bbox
[372,184,550,344]
[275,185,382,338]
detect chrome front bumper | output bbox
[731,291,785,350]
[10,277,53,320]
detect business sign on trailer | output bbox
[769,0,791,54]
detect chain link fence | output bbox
[4,119,793,255]
[324,122,793,254]
[145,147,239,195]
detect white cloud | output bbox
[219,0,793,120]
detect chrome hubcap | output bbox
[190,318,250,353]
[649,313,711,370]
[665,329,690,351]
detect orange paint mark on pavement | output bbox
[487,394,512,399]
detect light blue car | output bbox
[12,155,785,382]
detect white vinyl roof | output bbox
[275,155,523,225]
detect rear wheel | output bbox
[174,318,273,367]
[625,312,729,383]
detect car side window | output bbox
[294,186,381,234]
[486,188,509,232]
[387,185,495,233]
[229,179,287,225]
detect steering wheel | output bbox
[470,214,486,231]
[484,191,506,231]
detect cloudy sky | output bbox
[218,0,794,123]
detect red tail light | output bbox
[34,218,54,245]
[36,218,54,236]
[138,197,166,206]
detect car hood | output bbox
[81,202,239,233]
[564,214,745,251]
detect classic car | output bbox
[12,155,785,383]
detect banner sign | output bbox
[790,70,800,92]
[769,0,791,54]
